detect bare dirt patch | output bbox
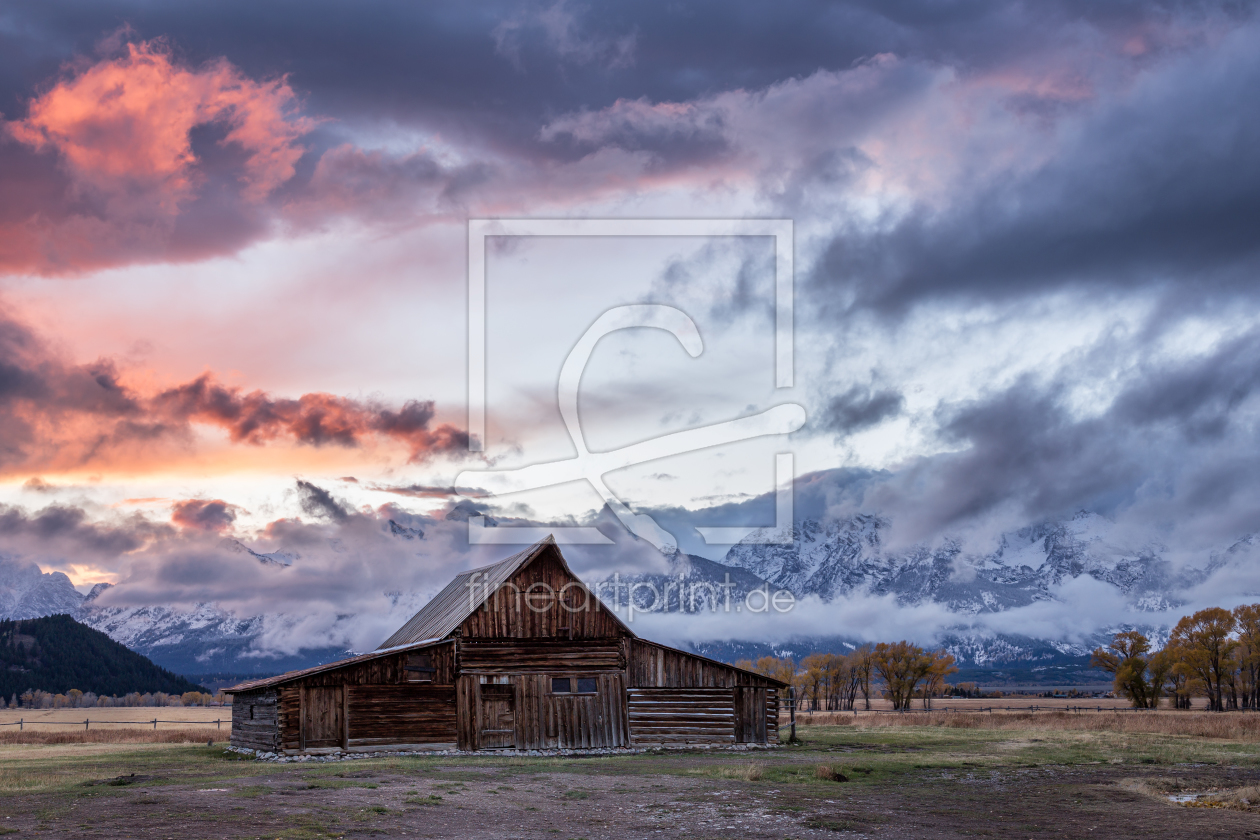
[1,727,1259,838]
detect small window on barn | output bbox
[249,705,255,720]
[575,678,597,694]
[551,677,572,693]
[405,653,436,683]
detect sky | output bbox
[1,0,1259,653]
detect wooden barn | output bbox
[226,537,785,753]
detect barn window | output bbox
[405,653,436,683]
[551,677,572,693]
[575,678,597,694]
[248,705,255,720]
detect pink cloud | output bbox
[9,39,313,211]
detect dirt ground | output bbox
[2,727,1259,838]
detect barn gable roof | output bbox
[224,637,448,693]
[377,535,633,648]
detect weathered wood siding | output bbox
[520,672,626,749]
[346,685,456,747]
[734,687,766,743]
[458,639,625,673]
[627,687,735,745]
[629,640,780,690]
[456,672,627,750]
[230,689,280,751]
[458,550,628,639]
[280,685,301,751]
[270,642,456,751]
[301,685,344,748]
[290,642,455,688]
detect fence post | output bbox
[217,719,221,730]
[18,718,21,731]
[85,719,89,731]
[152,719,157,730]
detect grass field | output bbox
[0,707,229,726]
[797,695,1210,712]
[0,707,229,746]
[1,721,1258,837]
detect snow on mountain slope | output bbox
[9,508,1259,676]
[0,555,84,619]
[722,511,1216,613]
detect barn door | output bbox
[302,686,344,749]
[478,684,516,749]
[734,687,767,743]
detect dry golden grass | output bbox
[1118,777,1260,811]
[0,707,228,726]
[813,764,846,782]
[698,760,765,781]
[794,696,1207,713]
[0,727,226,746]
[790,709,1260,740]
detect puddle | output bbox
[1167,793,1204,803]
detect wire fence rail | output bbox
[0,718,228,730]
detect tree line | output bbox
[736,641,959,711]
[0,615,206,698]
[1091,605,1260,711]
[2,689,228,709]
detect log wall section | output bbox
[230,689,280,751]
[459,638,626,673]
[629,640,781,689]
[627,687,735,745]
[274,642,456,752]
[347,685,456,747]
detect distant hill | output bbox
[0,614,206,698]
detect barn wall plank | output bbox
[627,687,736,745]
[458,551,629,640]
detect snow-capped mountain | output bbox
[0,554,85,619]
[723,511,1221,614]
[75,583,347,676]
[5,508,1257,680]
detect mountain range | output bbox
[1,510,1255,682]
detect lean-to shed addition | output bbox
[227,537,785,753]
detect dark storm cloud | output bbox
[3,2,1251,275]
[822,384,905,435]
[0,1,1216,156]
[369,482,487,499]
[295,480,351,523]
[170,499,238,533]
[860,326,1260,547]
[1112,330,1260,440]
[808,14,1260,316]
[0,503,170,555]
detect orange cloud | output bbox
[0,304,471,479]
[9,39,313,212]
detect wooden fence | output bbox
[0,718,228,730]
